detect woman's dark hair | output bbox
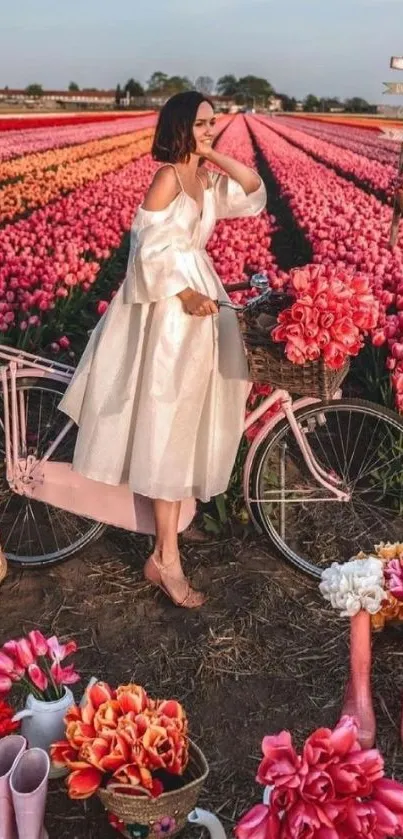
[152,91,214,164]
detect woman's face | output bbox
[192,101,216,156]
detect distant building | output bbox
[0,88,117,106]
[0,88,238,112]
[268,96,283,112]
[295,101,304,111]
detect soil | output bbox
[2,527,403,838]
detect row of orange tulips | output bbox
[0,130,154,223]
[0,123,156,182]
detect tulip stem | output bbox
[40,655,62,700]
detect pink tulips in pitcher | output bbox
[0,630,80,702]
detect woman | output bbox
[58,91,266,608]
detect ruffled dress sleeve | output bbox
[211,171,266,220]
[122,198,190,304]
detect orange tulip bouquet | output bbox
[51,680,208,839]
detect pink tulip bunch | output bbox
[0,630,79,701]
[272,265,379,368]
[235,715,403,839]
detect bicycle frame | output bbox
[0,345,195,535]
[0,337,349,544]
[244,389,349,502]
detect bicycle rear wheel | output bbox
[0,377,105,566]
[247,398,403,578]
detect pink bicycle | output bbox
[1,275,403,577]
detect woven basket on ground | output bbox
[98,740,209,839]
[236,295,349,400]
[0,549,7,585]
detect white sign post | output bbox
[384,57,403,247]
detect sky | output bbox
[1,0,403,104]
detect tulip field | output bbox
[1,110,403,410]
[5,109,403,839]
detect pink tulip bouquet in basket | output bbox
[271,264,379,370]
[235,716,403,839]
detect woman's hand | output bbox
[178,288,218,316]
[205,149,261,194]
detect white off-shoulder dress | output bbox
[58,168,266,502]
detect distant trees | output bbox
[344,96,376,114]
[124,79,144,97]
[216,75,239,96]
[276,93,297,112]
[68,82,80,92]
[216,74,273,107]
[303,94,320,112]
[25,84,43,97]
[195,76,214,95]
[301,94,377,114]
[147,72,193,95]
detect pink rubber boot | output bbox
[0,735,26,839]
[10,749,49,839]
[340,610,376,749]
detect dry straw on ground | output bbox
[1,526,403,839]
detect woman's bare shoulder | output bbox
[142,165,180,211]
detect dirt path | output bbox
[1,528,403,838]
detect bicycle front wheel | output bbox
[248,398,403,578]
[0,377,105,566]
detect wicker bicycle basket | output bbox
[236,296,349,400]
[98,740,209,839]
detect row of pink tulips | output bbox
[208,117,282,297]
[256,116,395,195]
[280,116,399,167]
[247,116,403,409]
[0,114,157,162]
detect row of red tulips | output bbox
[0,114,157,162]
[256,116,395,196]
[0,112,154,133]
[247,116,403,408]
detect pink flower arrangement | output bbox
[271,264,379,369]
[235,716,403,839]
[0,630,79,701]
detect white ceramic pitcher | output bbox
[13,687,74,779]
